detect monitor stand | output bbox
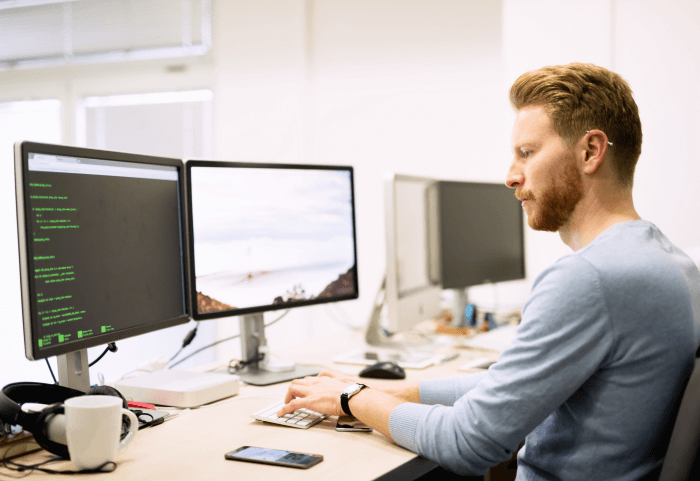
[364,275,397,347]
[363,275,435,349]
[451,288,469,328]
[235,313,319,386]
[57,349,90,392]
[332,275,444,369]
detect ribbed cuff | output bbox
[389,402,430,453]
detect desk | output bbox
[2,335,501,481]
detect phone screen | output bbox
[335,415,373,432]
[225,446,323,469]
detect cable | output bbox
[227,353,264,375]
[168,333,241,369]
[323,304,359,331]
[45,359,57,384]
[44,344,116,384]
[1,452,116,475]
[168,310,290,369]
[168,324,199,365]
[264,309,289,328]
[88,342,118,368]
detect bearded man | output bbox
[278,63,700,481]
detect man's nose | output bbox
[505,162,523,189]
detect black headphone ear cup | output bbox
[83,386,132,440]
[84,385,128,409]
[33,403,70,459]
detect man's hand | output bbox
[316,369,363,384]
[318,369,421,403]
[277,370,413,440]
[277,375,349,417]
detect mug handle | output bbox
[118,408,139,453]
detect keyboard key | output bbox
[250,400,328,429]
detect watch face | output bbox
[342,383,364,396]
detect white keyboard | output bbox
[250,400,328,429]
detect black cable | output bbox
[1,454,116,475]
[88,342,118,368]
[45,359,57,384]
[168,325,199,365]
[227,353,265,374]
[168,333,240,369]
[130,410,164,430]
[168,310,290,369]
[88,348,109,368]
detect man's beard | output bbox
[517,156,583,232]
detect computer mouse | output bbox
[358,361,406,380]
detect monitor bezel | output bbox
[15,141,191,361]
[185,159,360,321]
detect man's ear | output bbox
[581,129,611,175]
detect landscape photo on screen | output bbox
[190,166,356,314]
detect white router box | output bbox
[115,370,240,408]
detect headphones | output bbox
[0,382,129,459]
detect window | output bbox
[77,90,213,158]
[0,0,211,70]
[0,99,62,387]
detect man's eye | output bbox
[520,150,531,158]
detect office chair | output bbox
[658,349,700,481]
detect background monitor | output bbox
[186,160,359,385]
[14,141,190,391]
[429,180,525,324]
[379,173,442,341]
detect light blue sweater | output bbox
[389,221,700,480]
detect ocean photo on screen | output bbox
[190,166,357,314]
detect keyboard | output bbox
[250,400,328,429]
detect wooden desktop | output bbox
[2,334,507,481]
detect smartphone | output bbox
[224,446,323,469]
[335,415,373,432]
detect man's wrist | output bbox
[340,383,369,417]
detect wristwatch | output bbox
[340,383,369,417]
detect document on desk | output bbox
[459,324,519,352]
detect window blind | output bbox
[0,0,211,70]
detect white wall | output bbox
[2,0,700,386]
[308,0,510,313]
[615,0,700,250]
[501,0,700,280]
[501,0,614,283]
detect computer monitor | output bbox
[364,174,443,347]
[186,160,359,385]
[14,141,190,391]
[429,180,525,325]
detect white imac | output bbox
[335,174,444,369]
[382,173,443,336]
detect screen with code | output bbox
[20,150,187,357]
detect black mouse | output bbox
[359,361,406,380]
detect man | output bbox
[278,63,700,480]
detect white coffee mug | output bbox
[64,395,138,470]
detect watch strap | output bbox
[340,383,367,417]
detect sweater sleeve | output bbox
[420,372,488,405]
[389,255,614,475]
